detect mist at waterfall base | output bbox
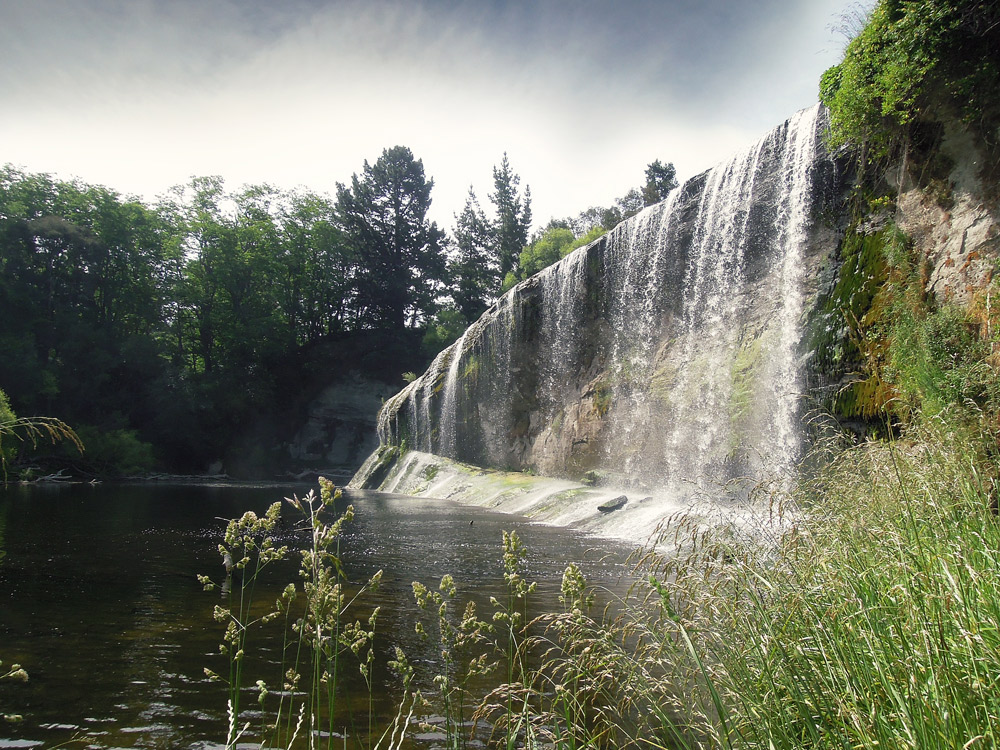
[367,105,840,540]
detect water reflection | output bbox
[0,483,630,748]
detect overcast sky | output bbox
[1,0,860,230]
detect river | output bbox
[0,482,631,749]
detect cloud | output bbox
[0,0,857,227]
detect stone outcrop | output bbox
[894,119,999,307]
[286,372,399,481]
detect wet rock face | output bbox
[895,120,1000,307]
[369,106,848,496]
[287,373,398,477]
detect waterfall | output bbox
[439,327,470,457]
[371,105,835,498]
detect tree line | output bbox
[0,149,675,476]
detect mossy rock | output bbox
[361,445,400,489]
[597,495,628,513]
[581,469,609,486]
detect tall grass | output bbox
[701,421,1000,749]
[201,478,417,750]
[503,419,1000,749]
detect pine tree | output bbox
[452,187,495,323]
[489,154,532,283]
[336,146,446,330]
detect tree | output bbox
[566,160,674,240]
[518,226,575,279]
[501,223,607,291]
[336,146,447,330]
[0,167,170,425]
[161,176,232,375]
[820,0,1000,162]
[276,189,355,343]
[451,187,495,323]
[490,154,532,283]
[641,160,678,206]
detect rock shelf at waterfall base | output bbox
[349,447,790,548]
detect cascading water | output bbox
[537,248,590,424]
[363,105,838,505]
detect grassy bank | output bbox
[637,421,1000,748]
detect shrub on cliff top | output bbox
[821,0,1000,160]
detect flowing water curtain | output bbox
[438,327,471,458]
[665,130,771,487]
[601,194,682,474]
[475,291,518,467]
[405,286,521,466]
[537,248,591,425]
[663,104,824,490]
[373,105,831,493]
[763,105,825,476]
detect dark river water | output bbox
[0,482,631,749]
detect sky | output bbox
[1,0,861,231]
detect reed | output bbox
[202,477,415,750]
[501,418,1000,749]
[205,413,1000,750]
[702,421,1000,749]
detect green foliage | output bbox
[336,146,447,330]
[591,379,612,418]
[504,224,608,288]
[202,479,414,750]
[519,226,575,278]
[0,388,82,482]
[821,0,1000,161]
[451,188,497,323]
[884,291,998,422]
[571,225,607,252]
[809,223,894,418]
[69,425,157,477]
[422,306,467,357]
[823,219,1000,428]
[569,158,676,239]
[808,213,1000,431]
[502,155,673,289]
[500,270,519,295]
[688,427,1000,748]
[0,390,17,469]
[413,575,495,747]
[642,159,679,206]
[450,158,533,323]
[0,162,442,474]
[490,154,533,285]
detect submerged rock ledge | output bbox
[350,447,784,547]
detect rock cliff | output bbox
[353,106,851,510]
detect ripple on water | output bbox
[1,484,631,749]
